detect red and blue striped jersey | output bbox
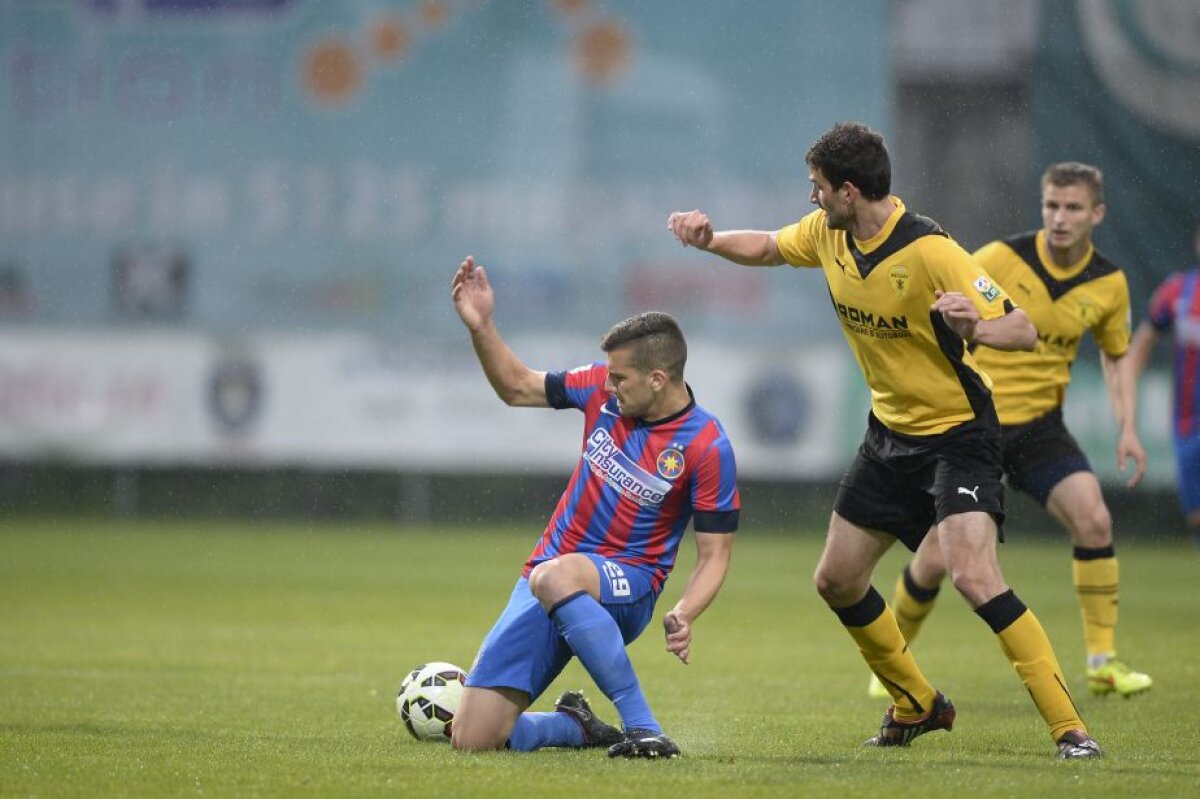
[1148,268,1200,439]
[523,363,740,593]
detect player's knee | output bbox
[812,564,854,605]
[948,567,1002,607]
[527,560,557,602]
[1075,504,1113,547]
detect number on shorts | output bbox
[601,560,631,597]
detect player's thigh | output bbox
[1044,470,1111,547]
[814,511,896,603]
[527,552,603,609]
[1001,411,1091,507]
[466,578,573,702]
[452,686,530,751]
[936,511,1007,606]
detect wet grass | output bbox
[2,518,1196,797]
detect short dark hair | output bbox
[601,311,687,381]
[806,122,891,201]
[1041,162,1105,206]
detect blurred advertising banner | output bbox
[0,330,1175,484]
[0,0,888,342]
[0,331,853,478]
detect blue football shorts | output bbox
[464,556,657,700]
[1175,433,1200,515]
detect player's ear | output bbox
[1091,202,1106,226]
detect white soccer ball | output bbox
[397,661,467,742]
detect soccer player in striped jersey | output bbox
[669,122,1100,759]
[866,163,1152,702]
[449,256,740,759]
[1128,222,1200,549]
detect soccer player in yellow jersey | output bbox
[864,163,1152,702]
[668,122,1101,759]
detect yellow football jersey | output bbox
[971,230,1131,425]
[775,198,1015,436]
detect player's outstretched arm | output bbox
[663,532,734,665]
[451,256,548,407]
[666,210,786,266]
[1100,350,1147,487]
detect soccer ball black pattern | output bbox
[396,661,467,742]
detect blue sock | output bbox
[550,592,660,733]
[507,711,585,752]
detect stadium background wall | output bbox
[1,1,1197,533]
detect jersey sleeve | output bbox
[1147,273,1183,332]
[929,236,1013,321]
[774,210,825,268]
[545,363,607,410]
[971,240,1011,282]
[689,425,740,533]
[1094,272,1132,357]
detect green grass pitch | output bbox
[3,517,1198,797]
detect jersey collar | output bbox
[1035,229,1094,278]
[640,384,696,427]
[851,196,906,254]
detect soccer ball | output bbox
[397,661,467,742]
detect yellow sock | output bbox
[891,565,940,644]
[1073,548,1118,663]
[835,586,937,720]
[977,590,1085,741]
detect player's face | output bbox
[604,347,655,418]
[1041,183,1104,254]
[809,169,852,230]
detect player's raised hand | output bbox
[451,255,494,332]
[667,210,714,250]
[663,610,692,665]
[1117,427,1147,488]
[931,290,980,342]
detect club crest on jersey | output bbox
[973,276,1001,302]
[888,265,910,297]
[584,428,672,507]
[656,446,685,480]
[1075,298,1102,327]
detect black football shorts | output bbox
[834,411,1006,552]
[1000,407,1091,506]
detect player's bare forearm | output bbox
[664,533,733,665]
[1126,321,1159,380]
[1101,350,1147,486]
[468,322,548,408]
[671,533,733,624]
[451,257,548,407]
[972,308,1037,351]
[1100,351,1137,432]
[706,231,787,267]
[666,210,785,266]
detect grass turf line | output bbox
[2,518,1197,797]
